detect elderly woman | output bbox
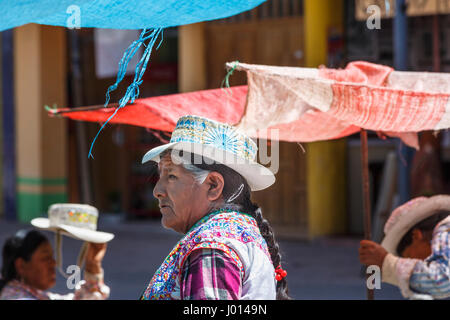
[140,115,289,300]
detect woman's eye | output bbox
[168,174,177,179]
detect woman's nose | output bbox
[153,178,166,199]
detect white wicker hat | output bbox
[142,115,276,191]
[31,203,114,243]
[381,195,450,255]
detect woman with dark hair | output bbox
[140,115,290,300]
[359,195,450,299]
[0,229,109,300]
[182,160,290,299]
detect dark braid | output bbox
[240,181,291,300]
[190,157,291,300]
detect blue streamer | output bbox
[88,28,164,159]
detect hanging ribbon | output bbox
[88,28,164,159]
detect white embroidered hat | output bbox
[31,203,114,243]
[31,204,114,277]
[381,195,450,255]
[142,115,276,191]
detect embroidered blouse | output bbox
[141,210,276,300]
[382,216,450,299]
[0,270,110,300]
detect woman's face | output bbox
[401,229,432,259]
[153,154,212,233]
[17,241,56,291]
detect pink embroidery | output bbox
[141,210,271,300]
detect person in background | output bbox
[0,229,109,300]
[359,195,450,299]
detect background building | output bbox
[1,0,449,241]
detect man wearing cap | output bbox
[359,195,450,299]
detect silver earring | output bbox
[227,184,244,203]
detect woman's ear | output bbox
[204,172,225,201]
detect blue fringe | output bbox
[88,28,164,159]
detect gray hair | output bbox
[170,152,244,203]
[182,162,210,184]
[168,152,211,184]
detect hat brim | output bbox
[380,195,450,255]
[31,218,115,243]
[142,141,275,191]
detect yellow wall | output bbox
[305,0,344,68]
[178,23,207,92]
[14,24,67,222]
[304,0,347,237]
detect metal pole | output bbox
[432,14,441,73]
[1,30,17,221]
[394,0,408,71]
[360,129,374,300]
[394,0,412,205]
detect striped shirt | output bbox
[408,218,450,299]
[383,216,450,299]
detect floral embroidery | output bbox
[169,115,257,162]
[67,211,97,224]
[141,210,271,300]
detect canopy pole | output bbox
[360,129,374,300]
[1,29,17,220]
[394,0,411,205]
[432,14,440,73]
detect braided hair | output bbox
[0,230,48,293]
[170,150,290,300]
